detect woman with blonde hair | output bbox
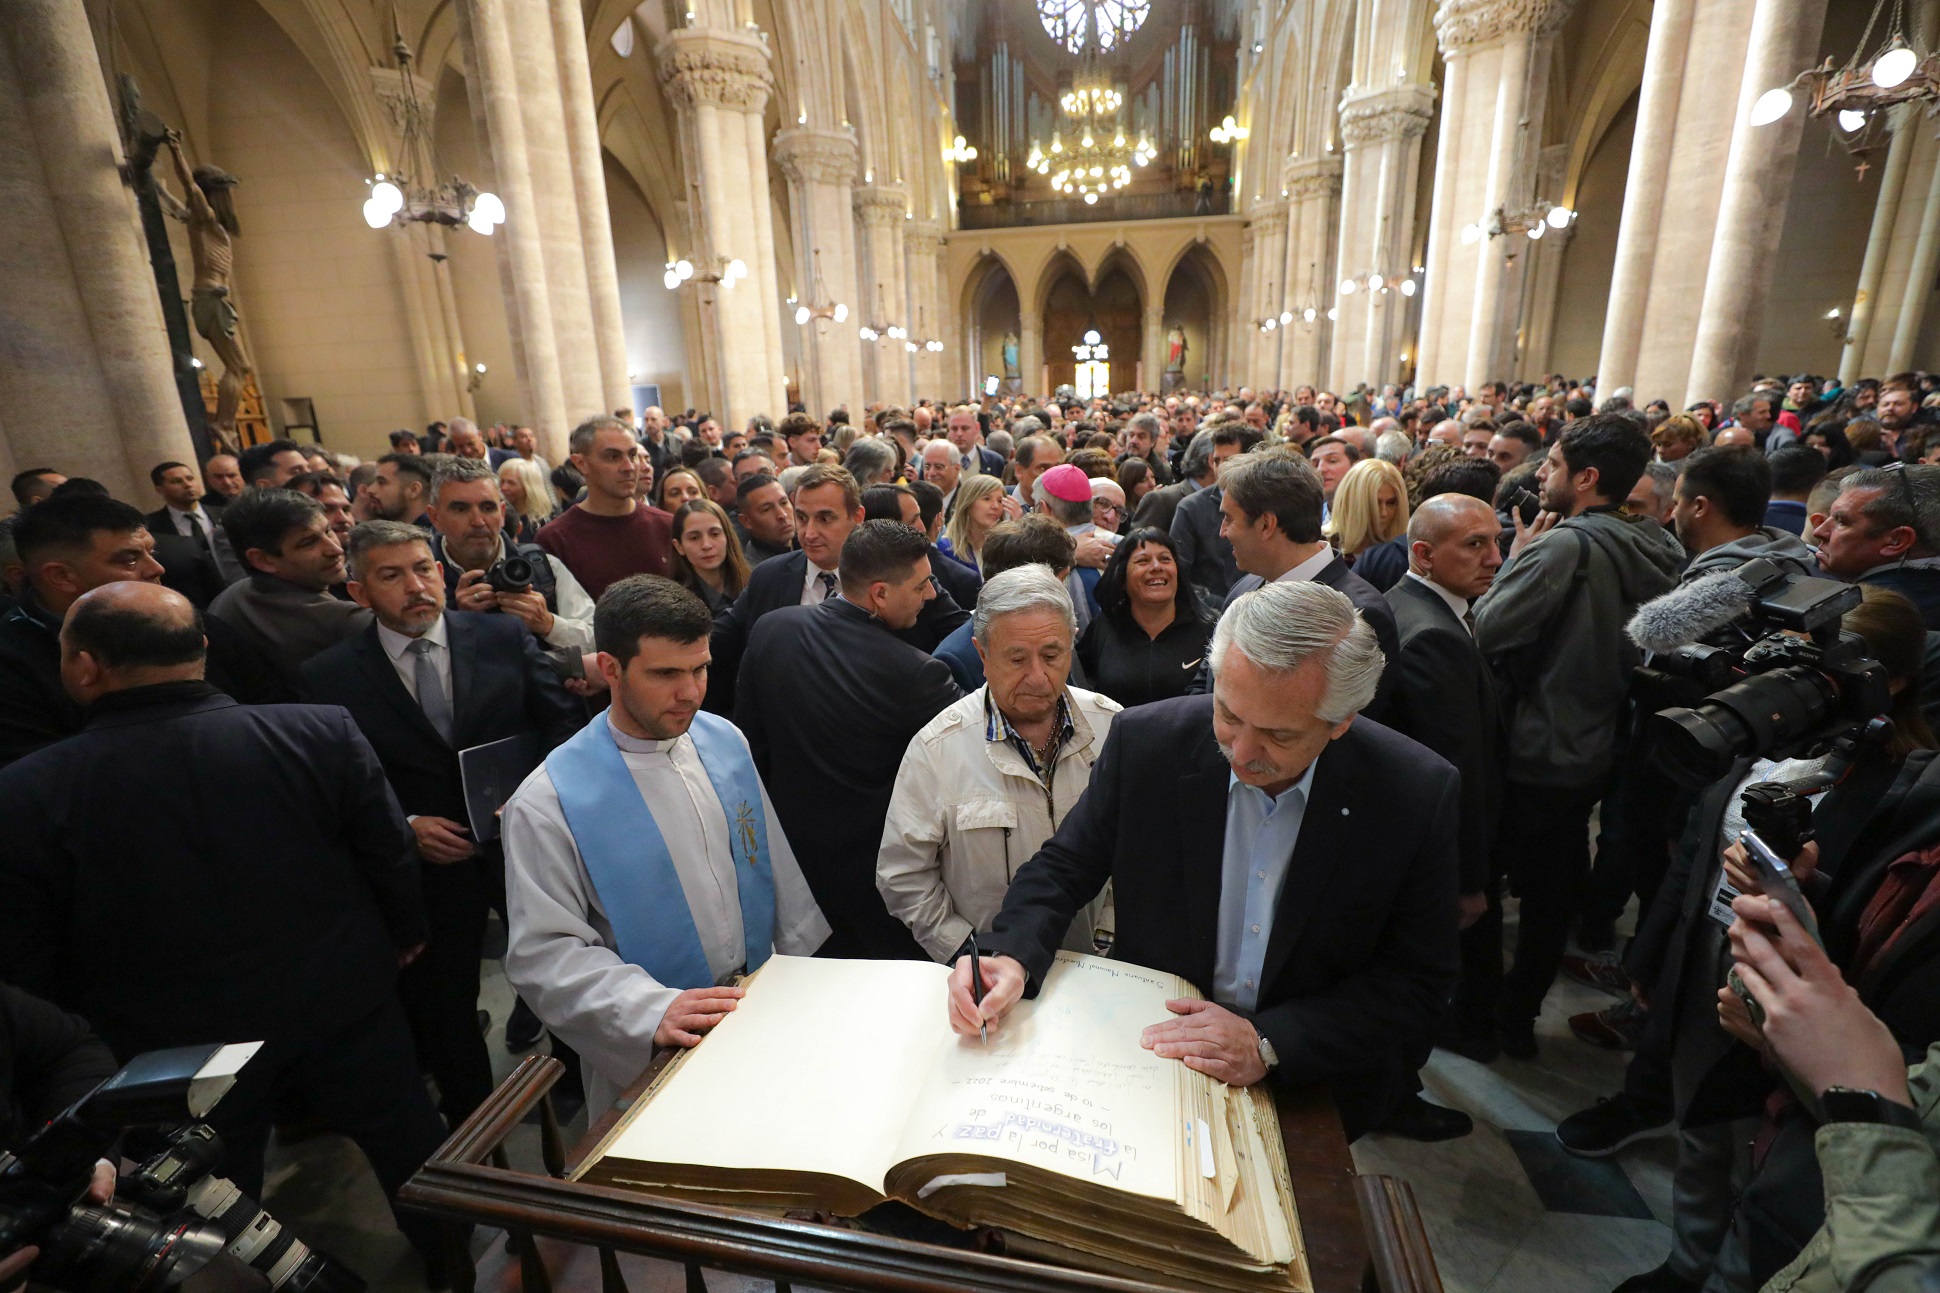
[1324,457,1411,591]
[497,457,555,543]
[937,474,1007,575]
[1651,413,1706,463]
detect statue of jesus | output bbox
[158,133,254,444]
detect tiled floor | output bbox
[261,906,1678,1293]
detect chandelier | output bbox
[1025,20,1152,203]
[362,34,501,234]
[792,250,848,331]
[1749,0,1937,162]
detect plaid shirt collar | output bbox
[984,689,1075,781]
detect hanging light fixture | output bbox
[1748,5,1939,173]
[792,250,848,331]
[362,33,500,235]
[1026,17,1151,202]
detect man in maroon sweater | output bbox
[536,417,673,599]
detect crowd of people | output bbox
[6,369,1940,1293]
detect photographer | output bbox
[426,459,595,655]
[1575,587,1935,1293]
[0,983,116,1287]
[1723,897,1940,1293]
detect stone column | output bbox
[0,0,193,497]
[1331,85,1435,390]
[1594,0,1698,395]
[853,185,910,405]
[1142,299,1166,394]
[1281,159,1341,390]
[550,0,632,413]
[455,0,569,457]
[505,0,603,423]
[1019,319,1043,400]
[1231,222,1256,384]
[1890,150,1940,372]
[1248,204,1287,386]
[1686,0,1831,403]
[733,107,786,415]
[657,27,780,432]
[773,127,863,418]
[1842,107,1918,382]
[1416,0,1572,391]
[1415,44,1469,388]
[906,221,945,397]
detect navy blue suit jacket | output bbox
[981,696,1459,1105]
[301,612,583,827]
[0,686,426,1060]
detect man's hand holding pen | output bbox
[949,950,1026,1038]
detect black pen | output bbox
[968,933,987,1043]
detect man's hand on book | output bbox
[1141,1000,1267,1086]
[655,986,745,1047]
[947,953,1026,1037]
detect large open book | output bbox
[575,952,1308,1292]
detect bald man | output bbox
[1385,494,1504,1065]
[1427,419,1463,449]
[0,579,453,1279]
[1712,426,1754,450]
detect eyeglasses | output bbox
[1876,461,1930,547]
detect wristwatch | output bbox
[1817,1087,1922,1132]
[1256,1032,1279,1074]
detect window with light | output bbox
[1037,0,1151,54]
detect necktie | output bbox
[183,512,211,554]
[407,638,454,743]
[1463,608,1477,637]
[817,571,838,601]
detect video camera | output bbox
[1631,558,1894,822]
[0,1043,362,1293]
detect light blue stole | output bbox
[548,710,776,989]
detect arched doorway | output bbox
[965,254,1022,395]
[1161,245,1224,391]
[1039,256,1143,396]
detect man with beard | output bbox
[302,521,581,1125]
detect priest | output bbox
[503,576,829,1111]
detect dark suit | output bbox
[981,696,1461,1138]
[0,684,447,1256]
[146,507,240,608]
[0,594,287,771]
[1170,485,1238,598]
[706,549,969,714]
[928,542,983,609]
[1385,576,1502,1036]
[1184,560,1399,719]
[736,598,963,958]
[302,612,581,1122]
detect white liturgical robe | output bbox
[502,711,830,1113]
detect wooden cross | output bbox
[1857,155,1873,182]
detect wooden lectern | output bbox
[399,1056,1443,1293]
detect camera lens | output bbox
[1650,666,1840,786]
[182,1179,364,1293]
[499,556,533,586]
[35,1203,231,1293]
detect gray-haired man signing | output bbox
[949,579,1464,1142]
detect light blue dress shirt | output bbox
[1213,757,1319,1011]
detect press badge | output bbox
[1709,874,1742,929]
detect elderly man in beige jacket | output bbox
[877,564,1120,961]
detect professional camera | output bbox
[1632,557,1892,790]
[0,1043,363,1293]
[483,553,535,595]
